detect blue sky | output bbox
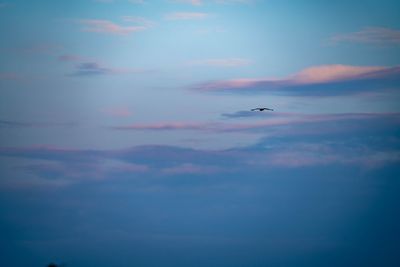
[1,1,400,266]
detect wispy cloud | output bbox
[331,27,400,45]
[193,65,400,96]
[188,58,251,67]
[69,62,142,76]
[165,12,209,20]
[111,112,400,135]
[112,121,218,131]
[70,62,114,76]
[78,19,147,35]
[221,110,293,119]
[59,53,145,77]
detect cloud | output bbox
[79,19,147,35]
[193,65,400,96]
[292,65,387,83]
[112,122,218,131]
[165,12,208,20]
[70,62,114,76]
[111,112,400,136]
[188,58,251,67]
[0,111,399,191]
[1,112,398,190]
[221,111,292,119]
[251,144,400,169]
[68,62,142,76]
[331,27,400,45]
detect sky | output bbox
[0,0,400,266]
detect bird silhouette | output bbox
[251,107,273,111]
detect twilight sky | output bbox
[1,0,400,266]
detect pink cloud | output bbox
[292,65,386,84]
[70,61,144,76]
[79,19,147,35]
[165,12,208,20]
[194,64,400,94]
[331,27,400,45]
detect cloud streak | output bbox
[79,19,147,35]
[331,27,400,45]
[111,112,400,135]
[70,62,114,76]
[68,61,143,76]
[193,64,400,96]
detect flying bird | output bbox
[251,107,273,111]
